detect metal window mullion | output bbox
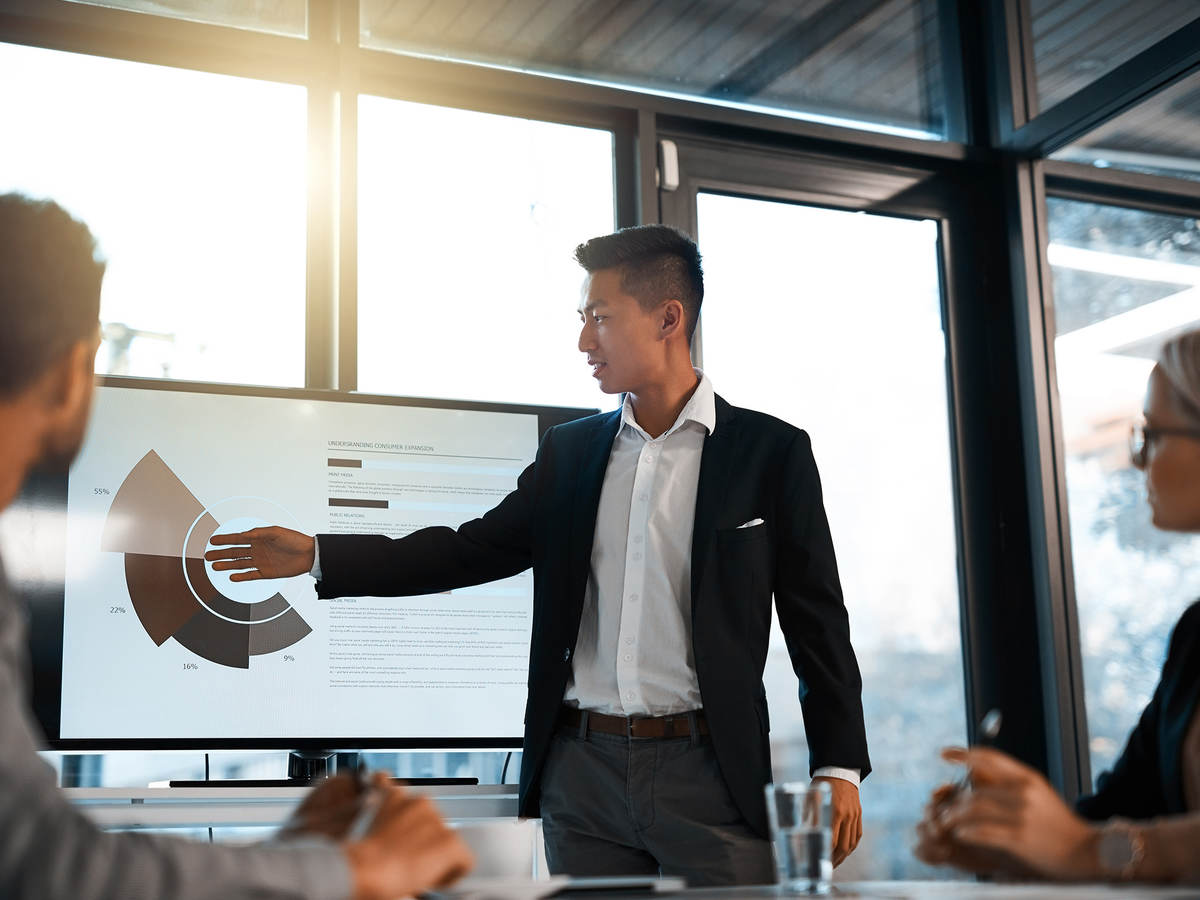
[1043,159,1200,218]
[305,0,339,390]
[611,108,659,230]
[937,161,1053,772]
[613,110,639,230]
[1010,0,1039,127]
[637,111,660,227]
[934,0,969,144]
[1009,158,1090,799]
[337,0,359,392]
[978,0,1037,145]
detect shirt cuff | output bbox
[813,766,860,788]
[310,536,322,581]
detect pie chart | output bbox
[100,450,312,669]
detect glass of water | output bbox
[764,781,832,894]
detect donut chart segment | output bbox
[172,611,252,669]
[249,607,313,657]
[103,450,311,668]
[122,553,203,646]
[101,450,215,559]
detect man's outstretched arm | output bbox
[206,451,541,599]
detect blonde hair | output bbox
[1158,329,1200,426]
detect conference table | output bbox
[70,787,1198,898]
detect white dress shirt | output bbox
[562,372,713,716]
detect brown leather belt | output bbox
[559,705,709,739]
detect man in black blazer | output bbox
[210,225,870,884]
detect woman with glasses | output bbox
[915,328,1200,884]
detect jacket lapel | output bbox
[566,410,623,611]
[690,395,738,619]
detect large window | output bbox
[1050,67,1200,182]
[1029,0,1200,113]
[357,97,616,409]
[0,42,308,387]
[359,0,948,139]
[696,193,964,880]
[1047,198,1200,781]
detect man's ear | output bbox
[659,299,686,341]
[37,337,97,426]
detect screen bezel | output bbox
[16,375,599,752]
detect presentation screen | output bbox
[17,377,596,750]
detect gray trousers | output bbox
[538,725,776,887]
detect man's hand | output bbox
[915,747,1099,882]
[204,525,315,581]
[277,772,363,841]
[812,775,861,867]
[344,789,474,900]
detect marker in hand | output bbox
[952,708,1003,796]
[346,765,386,841]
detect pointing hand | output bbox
[204,525,316,581]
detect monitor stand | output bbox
[167,750,480,787]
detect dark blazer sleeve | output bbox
[315,448,540,600]
[771,429,871,779]
[1076,601,1200,820]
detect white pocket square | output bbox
[736,518,764,529]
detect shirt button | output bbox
[626,691,635,701]
[645,455,655,463]
[632,552,642,561]
[625,637,634,645]
[624,654,632,662]
[629,594,639,602]
[633,535,643,544]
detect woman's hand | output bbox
[916,746,1100,882]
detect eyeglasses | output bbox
[1129,422,1200,468]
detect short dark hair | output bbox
[574,225,704,342]
[0,194,105,397]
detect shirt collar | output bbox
[619,368,716,440]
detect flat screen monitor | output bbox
[9,377,597,751]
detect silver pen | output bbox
[951,708,1003,796]
[346,765,386,841]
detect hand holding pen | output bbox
[278,767,474,900]
[914,709,1039,876]
[342,775,475,900]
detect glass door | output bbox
[661,142,966,880]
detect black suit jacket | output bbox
[316,394,870,837]
[1076,599,1200,821]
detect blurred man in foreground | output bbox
[0,192,473,900]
